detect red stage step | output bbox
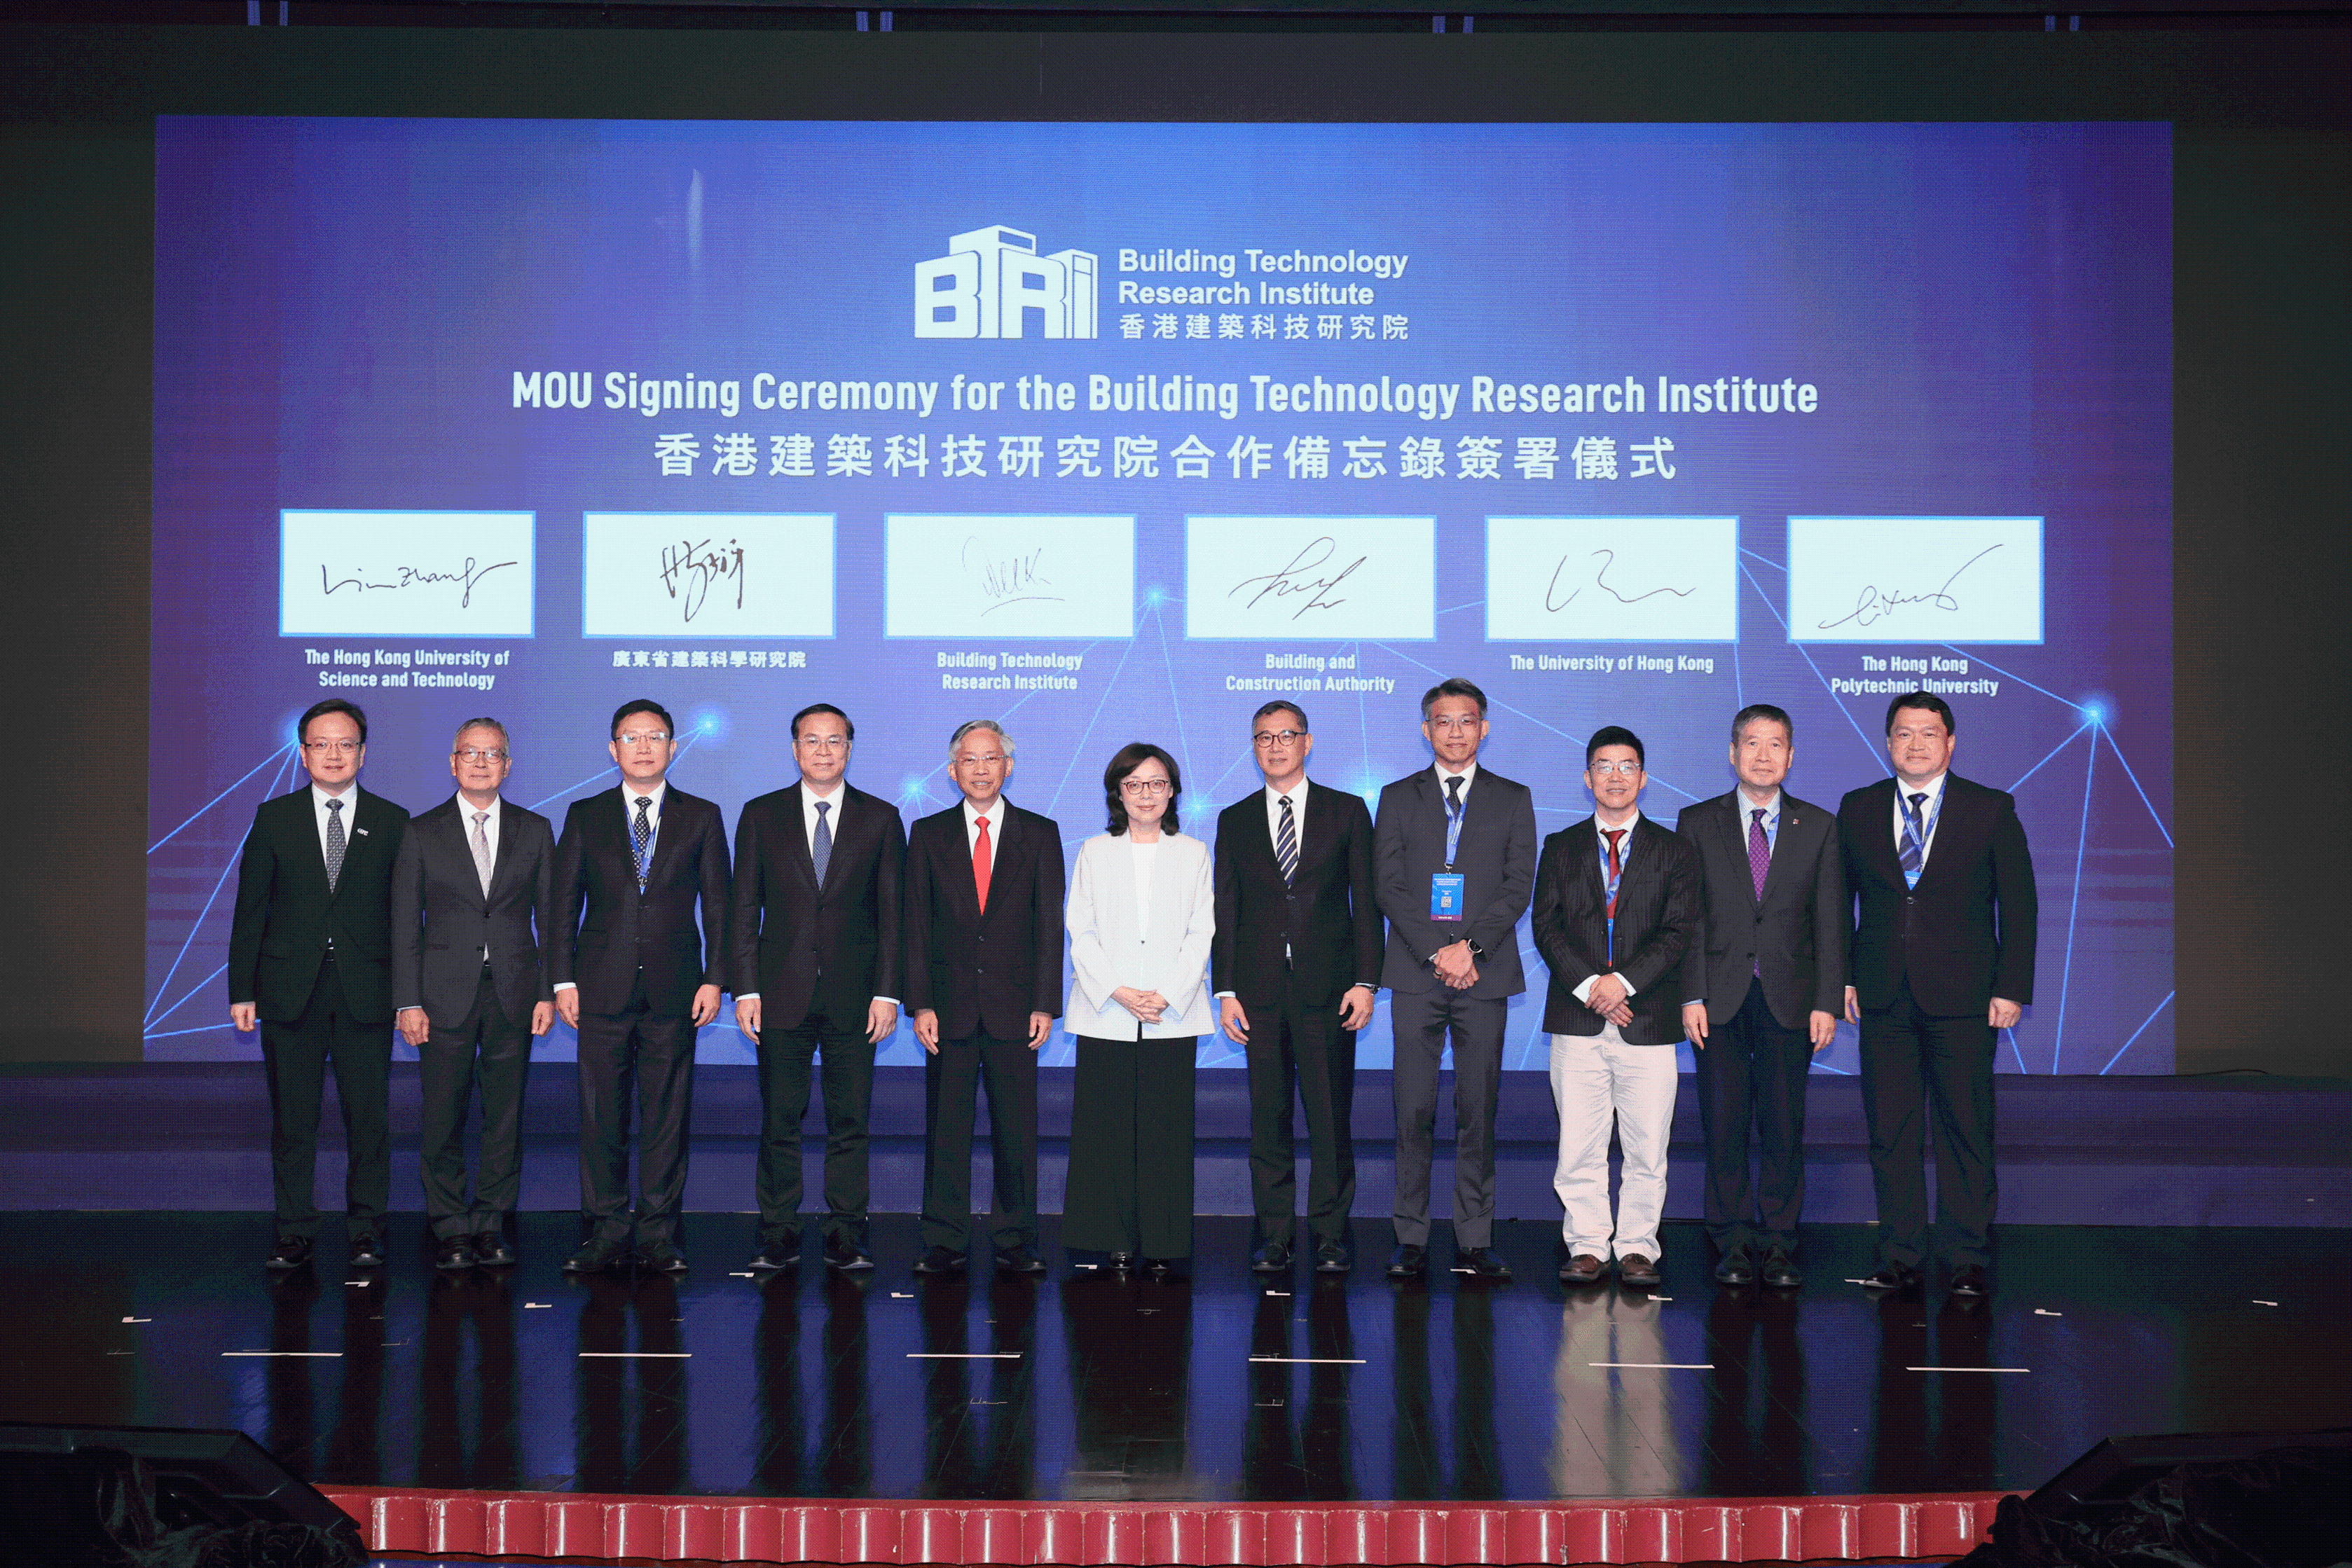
[324,1485,2002,1564]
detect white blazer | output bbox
[1064,829,1216,1040]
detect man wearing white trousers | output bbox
[1529,727,1702,1288]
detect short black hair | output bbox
[791,702,854,743]
[1885,692,1957,736]
[1253,700,1309,731]
[610,699,675,740]
[298,699,367,746]
[1731,703,1794,746]
[1419,677,1487,721]
[1103,742,1183,836]
[1586,725,1645,767]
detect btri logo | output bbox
[914,226,1099,339]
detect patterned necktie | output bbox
[972,814,993,914]
[472,810,494,897]
[1748,808,1772,900]
[1602,827,1625,919]
[632,795,653,893]
[323,797,345,894]
[811,799,833,889]
[1899,791,1928,888]
[1275,794,1298,884]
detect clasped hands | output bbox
[1430,940,1480,991]
[397,999,556,1048]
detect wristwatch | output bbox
[1465,939,1488,961]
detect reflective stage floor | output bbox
[3,1213,2344,1508]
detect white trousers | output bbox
[1548,1026,1679,1261]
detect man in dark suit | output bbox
[1531,725,1702,1289]
[1213,701,1384,1276]
[1675,704,1846,1289]
[392,717,558,1270]
[1838,692,2037,1297]
[551,699,731,1274]
[902,718,1064,1277]
[1373,677,1539,1281]
[228,698,411,1271]
[731,702,905,1275]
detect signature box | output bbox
[280,510,535,638]
[1485,517,1739,642]
[1185,516,1435,640]
[582,513,835,638]
[1787,516,2044,644]
[885,515,1134,639]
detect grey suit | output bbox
[1675,789,1847,1253]
[392,796,558,1242]
[1373,765,1539,1249]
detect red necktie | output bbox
[1602,828,1625,919]
[972,814,993,914]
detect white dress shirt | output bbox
[310,780,360,860]
[1263,778,1311,860]
[802,778,846,851]
[1889,770,1949,871]
[1431,758,1480,807]
[455,792,503,872]
[963,796,1003,852]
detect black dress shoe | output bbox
[1949,1264,1990,1298]
[1559,1253,1606,1286]
[1386,1244,1426,1279]
[474,1234,515,1267]
[564,1238,628,1273]
[1108,1251,1139,1273]
[995,1244,1046,1275]
[1314,1239,1352,1274]
[266,1235,313,1271]
[1250,1242,1291,1274]
[435,1237,477,1271]
[1760,1249,1803,1288]
[1461,1246,1513,1280]
[824,1238,874,1272]
[1712,1249,1754,1286]
[1864,1263,1923,1291]
[748,1243,800,1272]
[641,1242,689,1273]
[1618,1253,1662,1288]
[347,1233,383,1269]
[1144,1257,1180,1279]
[914,1246,968,1275]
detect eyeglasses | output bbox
[1426,715,1483,732]
[1253,729,1308,748]
[955,752,1008,767]
[453,747,509,764]
[1120,778,1172,797]
[1587,759,1644,778]
[614,730,670,747]
[303,739,361,755]
[795,734,849,751]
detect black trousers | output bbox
[1064,1032,1197,1258]
[1696,977,1814,1253]
[575,974,697,1249]
[755,999,877,1249]
[920,1029,1038,1253]
[1389,986,1506,1250]
[1858,973,1997,1269]
[1242,979,1358,1249]
[259,954,391,1239]
[418,965,534,1242]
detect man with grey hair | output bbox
[902,719,1066,1275]
[391,716,558,1269]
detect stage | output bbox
[4,1211,2346,1563]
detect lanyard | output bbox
[1442,778,1467,869]
[1900,786,1943,885]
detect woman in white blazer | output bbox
[1062,742,1214,1275]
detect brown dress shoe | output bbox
[1618,1253,1663,1288]
[1559,1253,1606,1285]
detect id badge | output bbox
[1429,872,1466,921]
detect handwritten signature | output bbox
[1815,544,2004,630]
[963,537,1062,615]
[319,557,516,610]
[659,537,748,623]
[1231,536,1368,621]
[1543,549,1696,613]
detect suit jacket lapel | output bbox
[1862,779,1908,888]
[780,785,821,895]
[1291,788,1335,878]
[642,790,687,886]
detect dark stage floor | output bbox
[3,1214,2343,1508]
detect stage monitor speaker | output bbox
[0,1419,364,1563]
[2029,1424,2352,1523]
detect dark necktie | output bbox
[323,797,345,893]
[811,799,833,888]
[1275,794,1298,884]
[632,795,653,892]
[1899,791,1928,888]
[1748,808,1771,901]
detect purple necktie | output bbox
[1748,808,1771,900]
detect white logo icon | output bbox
[914,226,1098,339]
